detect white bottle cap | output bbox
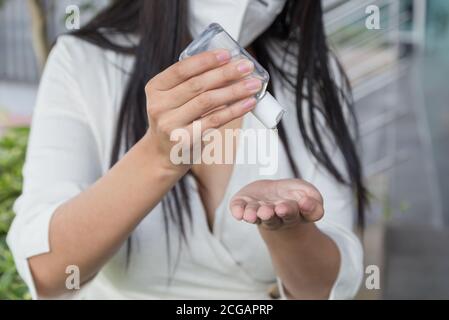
[252,92,286,129]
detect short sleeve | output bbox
[6,36,103,299]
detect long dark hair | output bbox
[73,0,368,255]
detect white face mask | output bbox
[188,0,287,48]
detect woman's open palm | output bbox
[230,179,324,230]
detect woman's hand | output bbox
[229,179,324,231]
[231,179,340,299]
[143,50,262,170]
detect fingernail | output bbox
[244,78,262,92]
[237,60,254,74]
[241,98,257,110]
[215,50,231,63]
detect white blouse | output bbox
[7,35,363,300]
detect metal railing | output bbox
[323,0,427,178]
[0,0,427,85]
[324,0,427,99]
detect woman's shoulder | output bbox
[37,33,135,132]
[50,35,98,66]
[54,34,98,53]
[54,30,138,53]
[50,33,134,74]
[44,33,135,109]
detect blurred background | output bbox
[0,0,448,300]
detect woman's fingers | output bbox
[275,200,301,223]
[257,203,275,220]
[243,202,260,224]
[164,96,256,149]
[298,196,324,222]
[230,198,247,221]
[229,179,325,230]
[151,50,231,90]
[257,204,283,230]
[198,97,257,132]
[231,196,322,226]
[167,59,256,108]
[171,78,262,126]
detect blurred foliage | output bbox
[0,0,102,300]
[0,127,30,300]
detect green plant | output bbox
[0,127,30,300]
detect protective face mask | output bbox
[188,0,287,48]
[180,23,286,129]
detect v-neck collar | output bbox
[190,113,249,238]
[212,114,249,236]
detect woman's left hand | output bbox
[229,179,324,231]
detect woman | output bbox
[8,0,367,299]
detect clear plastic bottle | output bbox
[179,23,285,129]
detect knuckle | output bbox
[187,77,204,94]
[207,114,222,128]
[145,79,156,94]
[173,64,187,80]
[197,92,213,109]
[221,64,236,80]
[147,103,162,119]
[227,105,239,119]
[231,83,242,98]
[146,92,165,117]
[204,52,218,66]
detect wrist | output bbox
[259,222,318,245]
[138,132,189,178]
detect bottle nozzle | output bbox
[252,93,286,129]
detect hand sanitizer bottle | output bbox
[180,23,286,129]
